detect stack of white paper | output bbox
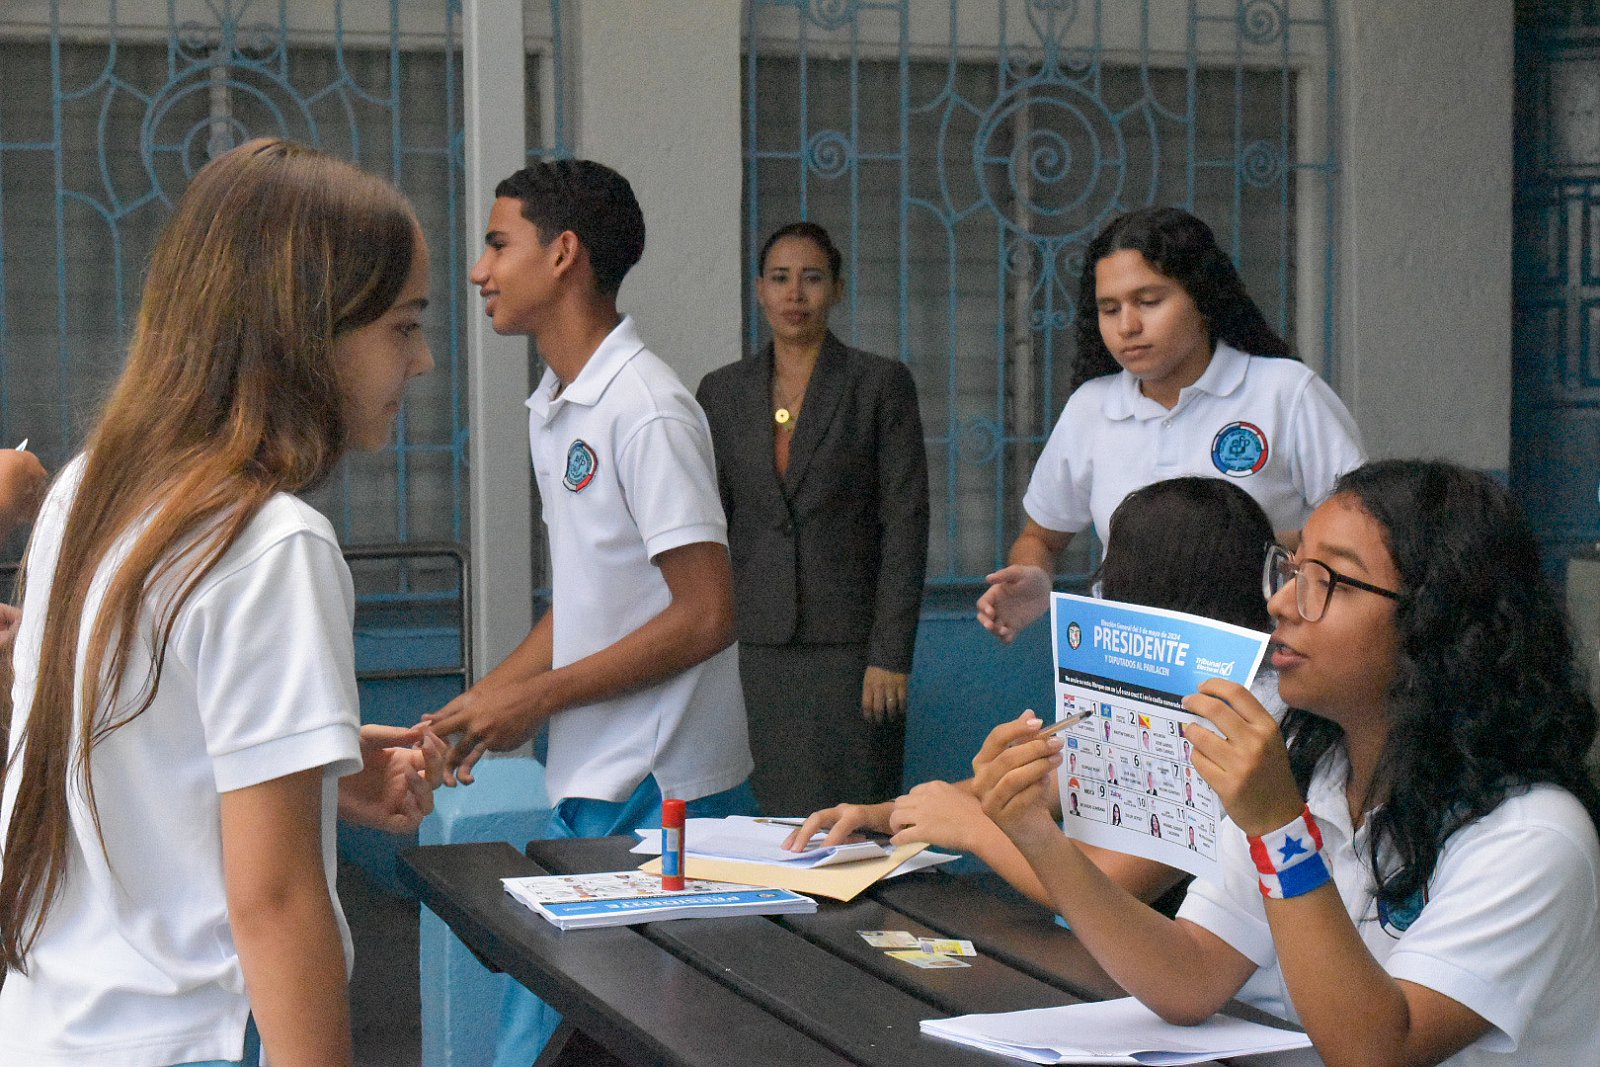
[631,815,891,867]
[921,997,1311,1065]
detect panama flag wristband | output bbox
[1248,805,1331,899]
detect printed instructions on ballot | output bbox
[1050,592,1269,884]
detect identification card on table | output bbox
[1050,593,1269,884]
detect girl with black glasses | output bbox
[982,459,1600,1066]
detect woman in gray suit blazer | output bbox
[697,223,929,815]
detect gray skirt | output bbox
[739,641,907,817]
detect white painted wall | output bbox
[1337,0,1513,471]
[572,0,744,389]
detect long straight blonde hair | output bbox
[0,138,418,971]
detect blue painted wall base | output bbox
[417,757,553,1067]
[904,606,1055,790]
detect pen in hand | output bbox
[12,439,26,452]
[1035,708,1094,739]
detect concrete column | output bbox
[1338,0,1513,472]
[573,0,744,388]
[462,0,534,678]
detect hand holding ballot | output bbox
[1179,679,1302,838]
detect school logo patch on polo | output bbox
[563,439,597,492]
[1378,886,1428,937]
[1210,421,1269,477]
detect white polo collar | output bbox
[526,314,645,418]
[1102,342,1250,421]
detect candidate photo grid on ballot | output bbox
[1058,693,1218,860]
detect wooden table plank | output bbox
[526,836,1058,1065]
[411,838,1266,1067]
[871,870,1125,1002]
[400,842,860,1067]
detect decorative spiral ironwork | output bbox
[1241,140,1283,188]
[1004,238,1038,277]
[1059,245,1087,284]
[1002,45,1036,84]
[177,18,279,63]
[957,415,1004,465]
[1062,47,1094,74]
[142,63,318,205]
[805,129,852,180]
[802,0,858,31]
[971,82,1130,240]
[1029,308,1069,333]
[1239,0,1286,46]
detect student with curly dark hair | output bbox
[983,460,1600,1066]
[788,477,1278,908]
[978,206,1363,644]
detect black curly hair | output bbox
[1281,460,1600,911]
[1070,207,1294,395]
[1096,477,1272,633]
[495,159,645,296]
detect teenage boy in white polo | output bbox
[426,159,755,1064]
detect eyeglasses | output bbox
[1262,542,1400,622]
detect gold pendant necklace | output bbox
[773,377,805,429]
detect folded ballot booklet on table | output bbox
[920,998,1311,1065]
[502,870,816,930]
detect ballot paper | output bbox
[502,871,816,930]
[920,998,1311,1065]
[631,815,891,868]
[1050,593,1270,884]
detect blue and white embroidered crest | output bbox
[563,439,597,492]
[1211,421,1269,477]
[1378,887,1428,937]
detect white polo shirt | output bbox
[0,456,363,1067]
[527,315,752,806]
[1179,754,1600,1066]
[1023,344,1364,547]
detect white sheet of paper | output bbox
[921,997,1311,1065]
[631,816,890,868]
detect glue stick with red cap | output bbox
[661,798,686,890]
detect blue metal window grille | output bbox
[744,0,1339,585]
[0,0,570,605]
[1513,0,1600,567]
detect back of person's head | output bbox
[1070,206,1293,392]
[495,159,645,296]
[1285,459,1600,911]
[0,137,420,973]
[1096,476,1272,632]
[758,221,842,279]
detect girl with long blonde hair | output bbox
[0,138,438,1067]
